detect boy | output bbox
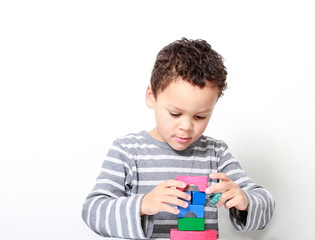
[82,38,275,239]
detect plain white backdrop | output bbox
[1,1,314,239]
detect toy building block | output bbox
[176,176,208,192]
[191,191,206,205]
[209,193,222,205]
[178,204,204,218]
[180,191,206,205]
[170,229,217,240]
[178,217,205,231]
[171,176,217,240]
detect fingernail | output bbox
[209,173,215,179]
[205,188,211,194]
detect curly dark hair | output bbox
[150,38,227,98]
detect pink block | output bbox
[176,176,208,192]
[170,229,217,240]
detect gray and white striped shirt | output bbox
[82,131,275,239]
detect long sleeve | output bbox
[81,140,153,239]
[82,132,274,237]
[216,141,275,231]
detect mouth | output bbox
[175,136,191,143]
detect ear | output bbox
[145,84,156,109]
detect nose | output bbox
[179,117,193,131]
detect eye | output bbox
[194,115,206,120]
[170,112,181,117]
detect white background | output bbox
[1,1,314,239]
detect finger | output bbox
[225,195,248,211]
[209,173,230,181]
[206,181,229,194]
[160,180,187,189]
[223,197,238,209]
[176,190,191,201]
[183,184,190,192]
[160,203,181,215]
[164,196,189,209]
[164,188,191,201]
[216,190,234,207]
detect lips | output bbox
[175,136,191,143]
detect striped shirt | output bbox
[82,131,275,239]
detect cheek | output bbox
[160,117,175,132]
[195,120,210,134]
[155,111,173,130]
[164,122,180,135]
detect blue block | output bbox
[178,204,204,218]
[191,191,206,205]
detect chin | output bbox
[170,143,190,152]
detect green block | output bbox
[209,193,222,205]
[178,218,205,231]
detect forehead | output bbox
[156,78,219,111]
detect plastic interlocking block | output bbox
[170,229,217,240]
[178,217,205,231]
[178,204,204,218]
[176,176,208,192]
[172,176,217,240]
[191,191,206,205]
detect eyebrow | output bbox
[166,104,212,114]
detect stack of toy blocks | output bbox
[170,176,218,240]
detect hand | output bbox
[205,173,248,211]
[140,180,191,216]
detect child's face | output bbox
[146,77,219,151]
